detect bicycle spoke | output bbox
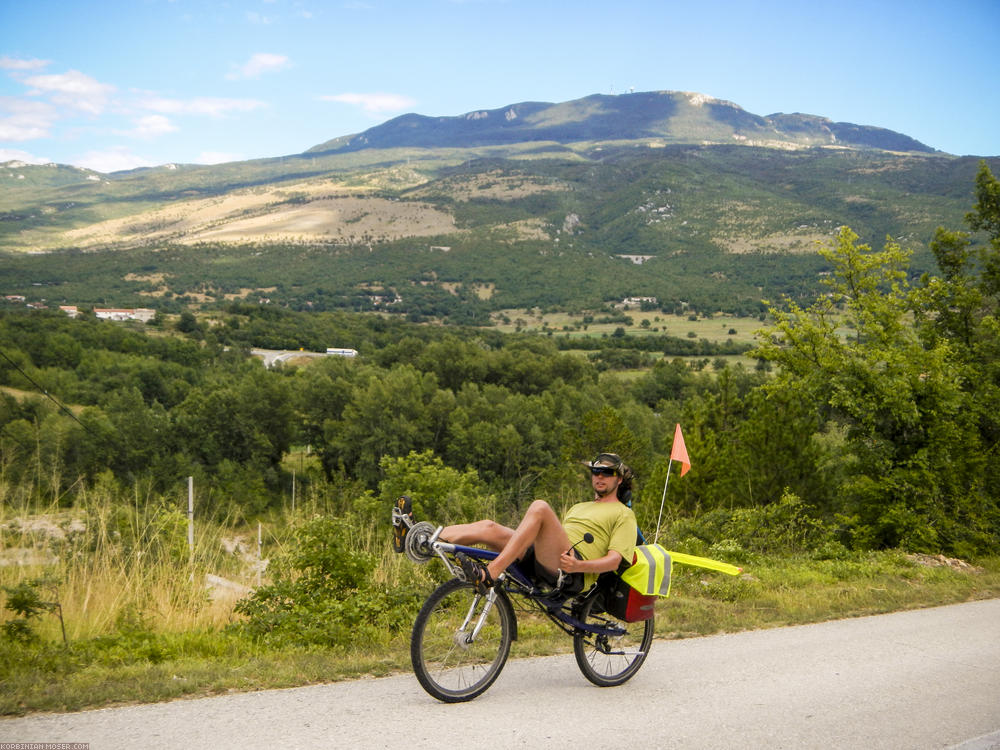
[412,579,514,702]
[573,595,654,687]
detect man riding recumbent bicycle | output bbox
[393,453,672,703]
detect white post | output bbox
[291,470,296,514]
[187,476,195,579]
[257,522,263,587]
[654,459,674,545]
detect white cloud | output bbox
[0,97,58,140]
[0,148,51,164]
[71,146,157,174]
[320,92,417,115]
[196,151,244,165]
[0,56,51,71]
[246,11,276,25]
[227,53,290,80]
[1,60,267,164]
[141,96,266,117]
[120,114,178,139]
[24,69,115,115]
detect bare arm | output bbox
[558,549,623,575]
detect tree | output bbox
[176,311,198,334]
[98,387,171,479]
[755,227,984,552]
[909,163,1000,551]
[378,450,490,524]
[325,365,454,487]
[173,367,293,476]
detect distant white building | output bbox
[94,308,155,322]
[622,296,658,306]
[325,348,358,358]
[59,305,79,318]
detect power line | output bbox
[0,347,102,439]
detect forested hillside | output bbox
[2,163,998,555]
[4,89,993,329]
[3,148,996,323]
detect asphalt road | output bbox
[3,599,999,750]
[250,348,327,367]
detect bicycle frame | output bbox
[409,526,655,702]
[424,532,628,640]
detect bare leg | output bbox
[440,501,571,582]
[440,520,514,552]
[483,500,570,581]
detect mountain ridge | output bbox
[307,90,937,156]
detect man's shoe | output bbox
[391,495,413,553]
[456,551,495,595]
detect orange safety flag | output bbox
[670,423,691,476]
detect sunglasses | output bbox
[590,467,617,477]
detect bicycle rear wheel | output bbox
[573,594,654,687]
[411,578,515,702]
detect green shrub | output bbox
[723,491,833,552]
[232,517,422,648]
[1,579,64,644]
[377,450,495,525]
[666,491,835,555]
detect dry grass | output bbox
[0,492,255,640]
[714,230,834,255]
[7,169,445,251]
[182,195,457,245]
[50,191,457,249]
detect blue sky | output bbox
[1,0,998,173]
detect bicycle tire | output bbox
[411,577,515,702]
[572,594,654,687]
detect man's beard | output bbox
[595,484,618,499]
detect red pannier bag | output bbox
[600,572,657,622]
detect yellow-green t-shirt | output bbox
[562,500,637,587]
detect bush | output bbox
[232,517,421,648]
[666,491,835,555]
[723,491,833,552]
[1,579,65,645]
[377,450,494,525]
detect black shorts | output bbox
[519,545,584,593]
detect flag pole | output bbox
[654,457,674,545]
[656,423,690,545]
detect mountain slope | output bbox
[2,144,994,322]
[1,89,990,321]
[307,90,936,155]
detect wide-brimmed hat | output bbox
[583,453,635,483]
[583,452,624,471]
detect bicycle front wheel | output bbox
[411,578,515,702]
[573,594,654,687]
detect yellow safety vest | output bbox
[620,545,743,597]
[621,544,673,596]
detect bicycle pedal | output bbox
[391,496,414,554]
